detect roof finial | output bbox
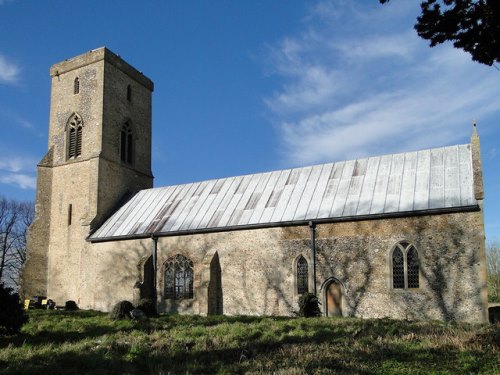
[472,120,478,136]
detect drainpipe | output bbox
[309,221,317,295]
[151,235,158,310]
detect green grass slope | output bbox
[0,310,498,374]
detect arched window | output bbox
[120,122,133,164]
[74,77,80,94]
[296,255,309,294]
[67,113,83,159]
[127,84,132,101]
[164,254,194,299]
[391,241,419,289]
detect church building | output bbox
[21,48,489,323]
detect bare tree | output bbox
[0,197,34,289]
[487,241,500,303]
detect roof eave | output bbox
[87,204,480,243]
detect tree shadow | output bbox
[393,216,487,322]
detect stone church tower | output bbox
[22,48,154,299]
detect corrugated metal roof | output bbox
[89,144,477,241]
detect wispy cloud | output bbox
[0,156,35,173]
[0,54,20,84]
[0,0,15,6]
[0,108,42,136]
[0,174,35,190]
[0,156,36,190]
[264,0,500,166]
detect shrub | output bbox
[0,283,28,333]
[488,274,500,303]
[136,298,157,317]
[65,300,79,310]
[109,300,134,320]
[130,308,148,321]
[298,292,321,317]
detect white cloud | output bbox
[0,155,36,189]
[264,0,500,166]
[0,173,35,190]
[0,55,20,84]
[0,156,36,173]
[265,65,347,114]
[331,32,418,62]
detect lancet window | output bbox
[74,77,80,94]
[392,241,419,289]
[127,84,132,101]
[120,122,133,164]
[297,255,309,295]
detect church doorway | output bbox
[325,280,343,317]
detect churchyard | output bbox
[0,310,498,374]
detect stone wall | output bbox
[67,209,487,323]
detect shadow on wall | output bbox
[221,229,299,316]
[97,240,151,310]
[395,217,486,322]
[93,214,486,321]
[317,233,374,317]
[313,216,486,322]
[99,234,225,314]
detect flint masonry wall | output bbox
[79,209,487,323]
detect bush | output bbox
[130,308,148,321]
[488,274,500,303]
[0,283,28,333]
[136,298,157,317]
[298,292,321,317]
[109,300,135,320]
[65,300,79,310]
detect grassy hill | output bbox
[0,310,498,374]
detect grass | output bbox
[0,310,498,374]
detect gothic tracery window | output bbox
[120,122,133,164]
[67,113,83,159]
[297,255,309,294]
[164,254,194,300]
[392,241,419,289]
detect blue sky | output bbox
[0,0,498,242]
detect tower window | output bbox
[296,255,309,294]
[391,241,420,289]
[164,254,194,299]
[74,77,80,94]
[127,84,132,101]
[67,113,83,159]
[120,122,133,164]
